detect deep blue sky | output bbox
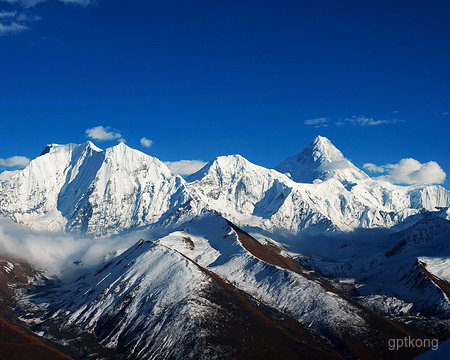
[1,1,449,184]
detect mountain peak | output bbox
[40,142,103,157]
[312,135,330,144]
[186,154,251,183]
[215,154,249,167]
[109,141,129,151]
[86,141,103,152]
[1,141,197,235]
[305,136,345,162]
[275,136,368,183]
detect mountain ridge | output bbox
[1,137,449,236]
[0,141,202,235]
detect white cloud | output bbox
[164,160,207,176]
[0,9,29,35]
[0,11,17,18]
[305,115,403,128]
[0,155,30,167]
[0,0,93,35]
[344,116,403,126]
[0,0,90,6]
[60,0,92,4]
[363,163,385,173]
[304,117,330,128]
[0,20,27,34]
[0,0,46,8]
[0,170,20,182]
[371,158,446,185]
[86,126,123,142]
[0,155,29,182]
[140,137,152,148]
[0,216,140,277]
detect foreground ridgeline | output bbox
[0,136,449,359]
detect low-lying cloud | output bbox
[164,160,207,176]
[365,158,446,185]
[0,216,146,277]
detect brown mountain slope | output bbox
[227,221,432,360]
[0,318,72,360]
[0,255,74,360]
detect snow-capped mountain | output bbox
[1,137,448,237]
[186,138,450,234]
[0,142,202,236]
[1,137,449,359]
[363,217,450,318]
[275,135,369,183]
[186,154,337,233]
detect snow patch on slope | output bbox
[419,257,450,283]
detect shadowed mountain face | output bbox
[0,255,74,360]
[0,137,449,359]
